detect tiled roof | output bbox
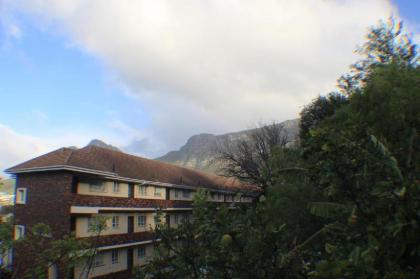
[6,146,257,193]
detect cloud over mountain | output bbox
[1,0,401,160]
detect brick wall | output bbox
[72,194,193,208]
[13,171,74,278]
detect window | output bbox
[87,217,94,232]
[137,247,146,258]
[174,189,179,198]
[218,193,222,200]
[211,193,215,200]
[154,187,162,197]
[111,250,119,264]
[182,190,190,198]
[113,182,120,193]
[174,214,179,224]
[16,188,27,204]
[138,215,146,227]
[14,225,25,240]
[93,253,105,267]
[112,216,119,229]
[140,185,147,196]
[89,182,106,193]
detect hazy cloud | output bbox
[0,123,138,174]
[0,124,47,171]
[4,0,403,154]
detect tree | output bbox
[303,64,419,278]
[299,93,348,146]
[78,215,109,279]
[0,216,108,279]
[137,188,319,279]
[216,122,291,192]
[338,17,419,94]
[136,18,420,279]
[8,223,90,279]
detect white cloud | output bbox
[4,0,405,154]
[6,23,22,39]
[0,123,134,175]
[0,124,47,172]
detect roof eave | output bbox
[5,165,255,194]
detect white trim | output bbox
[16,188,27,204]
[14,225,25,240]
[7,165,257,195]
[6,165,115,176]
[70,206,196,214]
[97,239,158,251]
[165,208,192,211]
[70,206,159,214]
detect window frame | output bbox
[16,188,27,204]
[113,182,120,193]
[112,216,120,229]
[93,253,105,268]
[14,225,25,240]
[89,182,106,193]
[111,250,119,264]
[182,190,190,198]
[139,185,147,196]
[154,187,162,197]
[138,215,146,227]
[137,246,146,258]
[87,217,93,232]
[174,189,179,198]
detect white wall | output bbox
[133,244,154,267]
[169,189,194,201]
[76,214,128,237]
[74,249,127,279]
[134,185,165,200]
[133,213,157,233]
[78,181,129,198]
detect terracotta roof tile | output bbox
[6,146,257,192]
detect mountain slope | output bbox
[156,119,299,172]
[88,139,121,152]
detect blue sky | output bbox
[0,17,150,139]
[0,0,418,174]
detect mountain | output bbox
[156,119,299,173]
[88,139,121,152]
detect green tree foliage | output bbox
[0,217,108,279]
[300,19,419,278]
[299,93,348,145]
[302,63,419,278]
[137,18,419,279]
[338,17,419,94]
[138,188,315,279]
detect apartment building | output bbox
[6,145,257,278]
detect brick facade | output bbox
[72,194,193,209]
[13,171,73,278]
[14,171,73,238]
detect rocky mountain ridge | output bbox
[156,119,299,172]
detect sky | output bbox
[0,0,419,175]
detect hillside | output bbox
[156,119,299,172]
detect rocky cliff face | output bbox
[156,119,299,172]
[88,139,121,152]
